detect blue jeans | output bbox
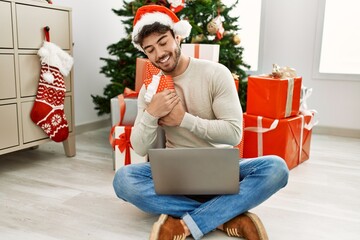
[113,155,289,240]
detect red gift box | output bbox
[243,113,306,170]
[135,58,160,92]
[246,75,302,119]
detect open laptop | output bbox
[148,148,240,195]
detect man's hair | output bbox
[134,22,175,49]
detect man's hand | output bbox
[146,89,180,118]
[158,100,186,127]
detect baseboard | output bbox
[313,126,360,138]
[75,118,111,135]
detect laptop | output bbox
[148,147,240,195]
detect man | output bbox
[113,5,289,240]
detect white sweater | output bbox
[130,57,243,156]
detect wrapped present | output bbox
[135,58,160,92]
[110,88,138,126]
[243,113,306,170]
[113,126,147,170]
[181,43,220,62]
[246,75,302,119]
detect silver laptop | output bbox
[148,148,240,195]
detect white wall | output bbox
[52,0,124,126]
[260,0,360,133]
[52,0,360,134]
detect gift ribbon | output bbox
[113,126,133,165]
[285,78,294,117]
[300,85,319,130]
[244,117,279,156]
[194,44,200,58]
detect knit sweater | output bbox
[130,57,243,156]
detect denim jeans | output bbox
[113,155,289,240]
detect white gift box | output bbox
[114,126,147,170]
[181,44,220,62]
[110,96,138,126]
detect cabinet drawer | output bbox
[0,54,16,99]
[0,104,19,150]
[21,96,73,143]
[0,1,13,48]
[16,4,70,50]
[19,54,71,97]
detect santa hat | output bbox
[132,5,192,52]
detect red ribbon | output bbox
[113,126,133,165]
[194,44,200,58]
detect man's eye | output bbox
[147,48,154,54]
[159,41,167,46]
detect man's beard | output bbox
[155,44,181,73]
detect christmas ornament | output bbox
[191,34,205,43]
[233,34,241,45]
[207,13,224,39]
[167,0,185,13]
[30,27,74,142]
[207,19,218,35]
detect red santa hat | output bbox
[132,5,192,52]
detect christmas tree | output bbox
[91,0,250,116]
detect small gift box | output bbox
[110,91,138,126]
[181,43,220,62]
[135,58,160,92]
[243,113,306,170]
[246,64,302,119]
[113,126,147,170]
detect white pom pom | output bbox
[43,71,55,84]
[173,20,192,38]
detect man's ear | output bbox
[175,35,182,44]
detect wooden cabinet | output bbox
[0,0,75,157]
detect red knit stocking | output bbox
[30,64,69,142]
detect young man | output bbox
[113,5,289,240]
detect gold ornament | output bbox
[233,35,241,45]
[191,34,205,43]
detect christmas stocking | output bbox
[30,28,74,142]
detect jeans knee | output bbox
[268,155,289,187]
[113,167,130,201]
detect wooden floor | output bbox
[1,127,359,240]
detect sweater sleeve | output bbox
[179,64,243,146]
[130,86,160,156]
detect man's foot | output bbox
[222,212,268,240]
[149,214,187,240]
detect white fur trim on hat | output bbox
[132,12,192,52]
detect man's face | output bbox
[141,31,181,73]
